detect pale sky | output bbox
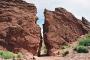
[24,0,90,27]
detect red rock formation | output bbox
[0,0,41,55]
[43,7,90,56]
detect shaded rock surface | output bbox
[0,0,41,55]
[43,7,90,56]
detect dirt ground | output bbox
[35,53,90,60]
[35,41,90,60]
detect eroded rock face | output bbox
[43,7,90,56]
[0,0,41,55]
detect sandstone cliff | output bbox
[43,7,90,56]
[0,0,41,55]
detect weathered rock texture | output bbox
[43,7,90,56]
[0,0,41,55]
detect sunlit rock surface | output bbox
[43,7,90,56]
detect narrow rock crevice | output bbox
[0,0,90,58]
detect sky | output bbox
[24,0,90,28]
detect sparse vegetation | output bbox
[79,34,90,46]
[74,45,89,53]
[0,50,14,59]
[61,45,70,49]
[41,40,48,55]
[44,48,47,54]
[74,33,90,53]
[0,50,23,59]
[60,44,70,56]
[17,52,23,58]
[62,50,69,57]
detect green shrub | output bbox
[79,34,90,46]
[0,50,24,59]
[0,50,14,59]
[79,38,90,46]
[0,50,3,55]
[2,51,14,59]
[74,45,89,53]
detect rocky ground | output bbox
[35,53,90,60]
[0,53,90,60]
[35,40,90,60]
[0,0,90,60]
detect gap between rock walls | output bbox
[37,7,90,56]
[0,0,90,58]
[36,12,47,56]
